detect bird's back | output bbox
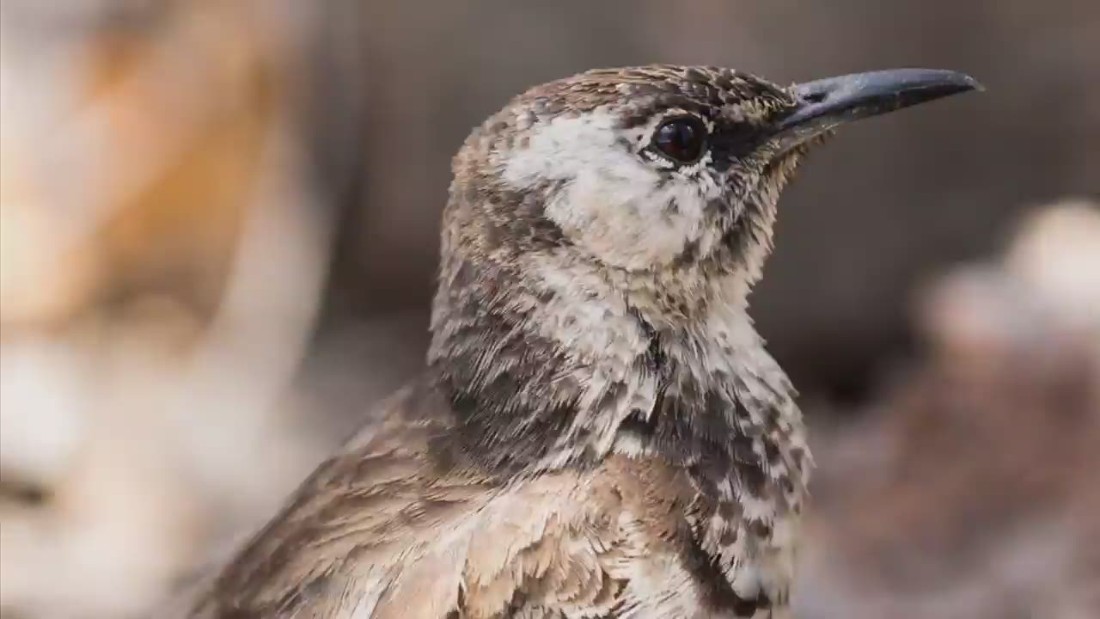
[187,377,793,618]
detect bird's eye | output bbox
[652,116,708,164]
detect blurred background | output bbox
[0,1,1097,617]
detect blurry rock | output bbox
[0,2,335,617]
[0,0,283,330]
[797,199,1100,618]
[0,306,207,619]
[0,340,88,493]
[1005,199,1100,335]
[0,166,103,328]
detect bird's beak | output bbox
[774,69,982,150]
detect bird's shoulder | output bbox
[191,376,782,618]
[192,376,487,614]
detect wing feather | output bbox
[185,381,724,619]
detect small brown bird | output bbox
[187,65,979,618]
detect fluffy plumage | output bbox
[184,64,977,618]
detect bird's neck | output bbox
[428,246,808,498]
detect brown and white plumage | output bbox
[184,65,979,618]
[193,380,799,618]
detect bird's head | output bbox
[439,66,979,321]
[430,65,979,471]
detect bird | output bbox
[185,65,980,618]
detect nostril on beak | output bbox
[801,91,827,104]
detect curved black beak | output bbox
[775,69,982,148]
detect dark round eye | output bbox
[652,116,708,164]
